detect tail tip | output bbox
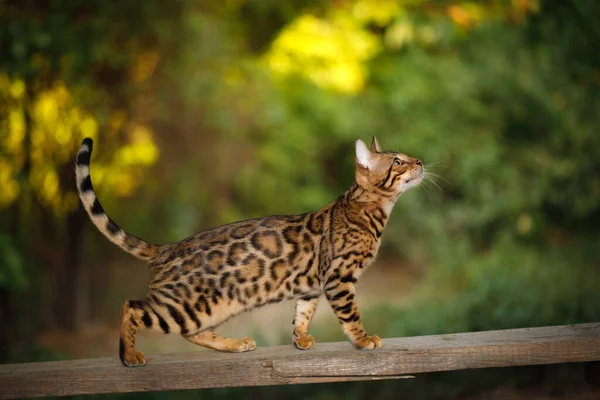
[82,138,94,148]
[76,138,94,166]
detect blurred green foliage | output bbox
[1,0,599,398]
[0,234,28,290]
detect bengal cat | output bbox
[75,137,424,366]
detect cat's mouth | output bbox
[405,169,425,185]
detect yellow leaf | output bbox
[9,79,26,100]
[0,159,20,208]
[265,12,381,94]
[6,109,25,153]
[80,117,98,139]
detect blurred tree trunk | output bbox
[31,144,89,332]
[0,83,35,361]
[57,162,88,331]
[0,289,10,360]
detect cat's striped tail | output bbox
[75,138,161,262]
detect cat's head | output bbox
[354,137,424,199]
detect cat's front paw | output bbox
[353,335,382,350]
[293,333,316,350]
[121,351,147,367]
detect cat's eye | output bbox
[394,159,404,166]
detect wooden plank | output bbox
[274,323,600,377]
[0,323,598,399]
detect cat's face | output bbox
[354,137,423,199]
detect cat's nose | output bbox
[415,159,422,166]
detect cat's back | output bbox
[151,213,314,271]
[189,212,310,248]
[147,212,323,302]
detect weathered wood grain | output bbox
[0,323,598,399]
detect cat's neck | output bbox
[337,183,395,235]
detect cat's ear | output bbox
[355,139,372,170]
[371,136,381,153]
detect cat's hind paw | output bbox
[224,336,257,352]
[238,336,257,352]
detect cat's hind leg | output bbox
[119,300,154,367]
[184,330,256,353]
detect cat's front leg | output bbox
[325,281,382,350]
[292,295,320,349]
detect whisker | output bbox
[422,168,445,192]
[428,175,449,185]
[424,160,444,167]
[420,180,431,195]
[424,175,443,191]
[423,168,449,184]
